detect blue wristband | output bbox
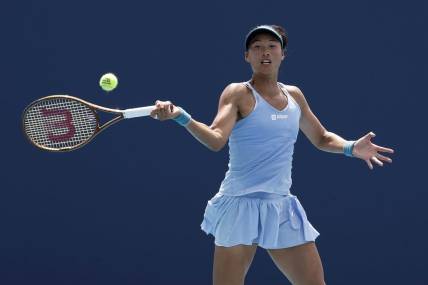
[344,140,356,157]
[173,107,192,127]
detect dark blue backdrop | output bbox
[2,0,426,284]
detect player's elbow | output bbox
[209,140,226,152]
[208,131,227,152]
[314,131,331,150]
[208,145,222,152]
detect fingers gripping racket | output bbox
[22,95,155,152]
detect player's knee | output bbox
[294,277,325,285]
[213,263,248,285]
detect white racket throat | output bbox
[122,106,155,119]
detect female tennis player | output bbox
[150,25,394,285]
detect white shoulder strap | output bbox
[243,81,255,90]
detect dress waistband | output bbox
[236,191,288,199]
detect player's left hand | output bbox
[352,131,394,170]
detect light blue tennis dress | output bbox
[200,81,320,249]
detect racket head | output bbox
[22,95,103,152]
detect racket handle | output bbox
[123,106,155,119]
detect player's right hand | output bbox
[150,100,181,121]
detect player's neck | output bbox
[250,75,280,98]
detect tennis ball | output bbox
[99,73,118,92]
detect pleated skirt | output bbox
[200,192,320,249]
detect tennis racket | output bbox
[22,95,155,152]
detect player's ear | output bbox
[281,50,286,61]
[245,51,250,63]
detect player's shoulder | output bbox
[220,82,251,102]
[224,82,250,95]
[279,83,307,106]
[279,83,303,97]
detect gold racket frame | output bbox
[22,95,126,152]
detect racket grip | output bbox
[123,106,155,118]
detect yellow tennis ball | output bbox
[99,73,118,92]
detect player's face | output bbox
[245,34,284,74]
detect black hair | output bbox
[246,24,288,51]
[270,25,288,49]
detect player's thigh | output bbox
[267,241,325,285]
[213,244,258,285]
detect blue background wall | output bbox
[2,0,426,284]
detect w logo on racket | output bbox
[40,108,76,142]
[22,95,155,152]
[23,96,99,151]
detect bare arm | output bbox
[150,83,242,152]
[286,86,341,152]
[287,85,394,169]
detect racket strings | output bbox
[24,98,98,149]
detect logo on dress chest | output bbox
[271,114,289,120]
